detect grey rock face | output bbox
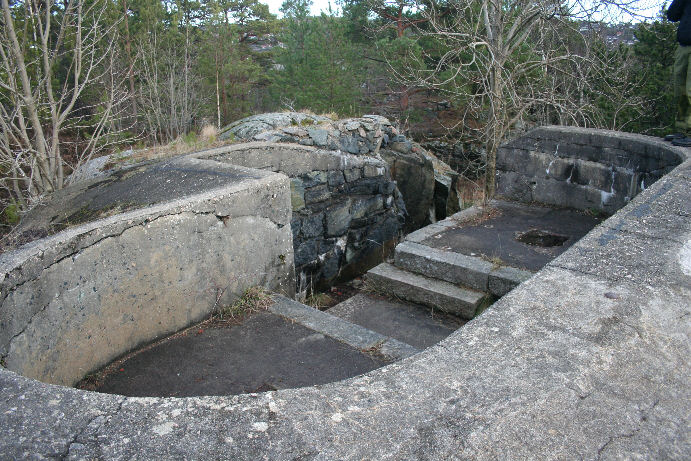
[219,113,458,233]
[304,185,331,204]
[290,178,306,210]
[301,212,324,238]
[308,128,329,146]
[219,112,331,141]
[326,200,352,237]
[381,149,435,232]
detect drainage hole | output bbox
[515,229,569,247]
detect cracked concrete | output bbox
[0,129,689,459]
[0,156,295,385]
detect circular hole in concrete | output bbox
[515,229,569,247]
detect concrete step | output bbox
[365,263,489,319]
[270,295,420,360]
[394,240,493,291]
[394,240,533,297]
[327,293,464,350]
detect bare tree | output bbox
[396,0,655,200]
[398,0,574,198]
[137,28,205,143]
[0,0,126,209]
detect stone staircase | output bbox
[269,209,537,366]
[362,210,535,321]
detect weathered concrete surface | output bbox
[422,200,603,272]
[0,133,689,460]
[327,293,463,349]
[367,263,488,319]
[0,156,295,386]
[497,126,686,213]
[96,312,389,397]
[394,239,533,297]
[269,296,419,361]
[12,156,266,246]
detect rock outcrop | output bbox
[221,112,464,231]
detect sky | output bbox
[261,0,665,23]
[263,0,340,17]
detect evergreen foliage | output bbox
[0,0,682,218]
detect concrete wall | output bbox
[496,126,686,213]
[0,157,295,386]
[195,143,405,290]
[0,130,688,459]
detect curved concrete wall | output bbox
[497,126,686,213]
[0,129,689,459]
[0,157,295,386]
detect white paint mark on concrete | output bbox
[331,413,343,422]
[601,177,616,206]
[252,422,269,432]
[679,240,691,276]
[152,422,177,436]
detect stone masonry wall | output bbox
[496,126,685,213]
[196,143,405,291]
[219,112,462,232]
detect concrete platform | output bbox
[421,200,604,271]
[0,127,688,460]
[327,293,463,349]
[95,312,389,397]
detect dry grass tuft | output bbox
[218,286,273,321]
[200,124,218,143]
[305,292,335,310]
[319,112,339,120]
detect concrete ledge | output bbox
[395,240,533,296]
[0,131,689,459]
[269,295,419,360]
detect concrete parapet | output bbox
[497,126,686,214]
[0,156,295,386]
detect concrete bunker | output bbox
[0,127,689,459]
[0,140,410,389]
[0,156,297,386]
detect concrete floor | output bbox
[327,293,464,349]
[96,312,388,397]
[422,200,604,271]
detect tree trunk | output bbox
[484,62,502,201]
[122,0,137,123]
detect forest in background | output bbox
[0,0,678,225]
